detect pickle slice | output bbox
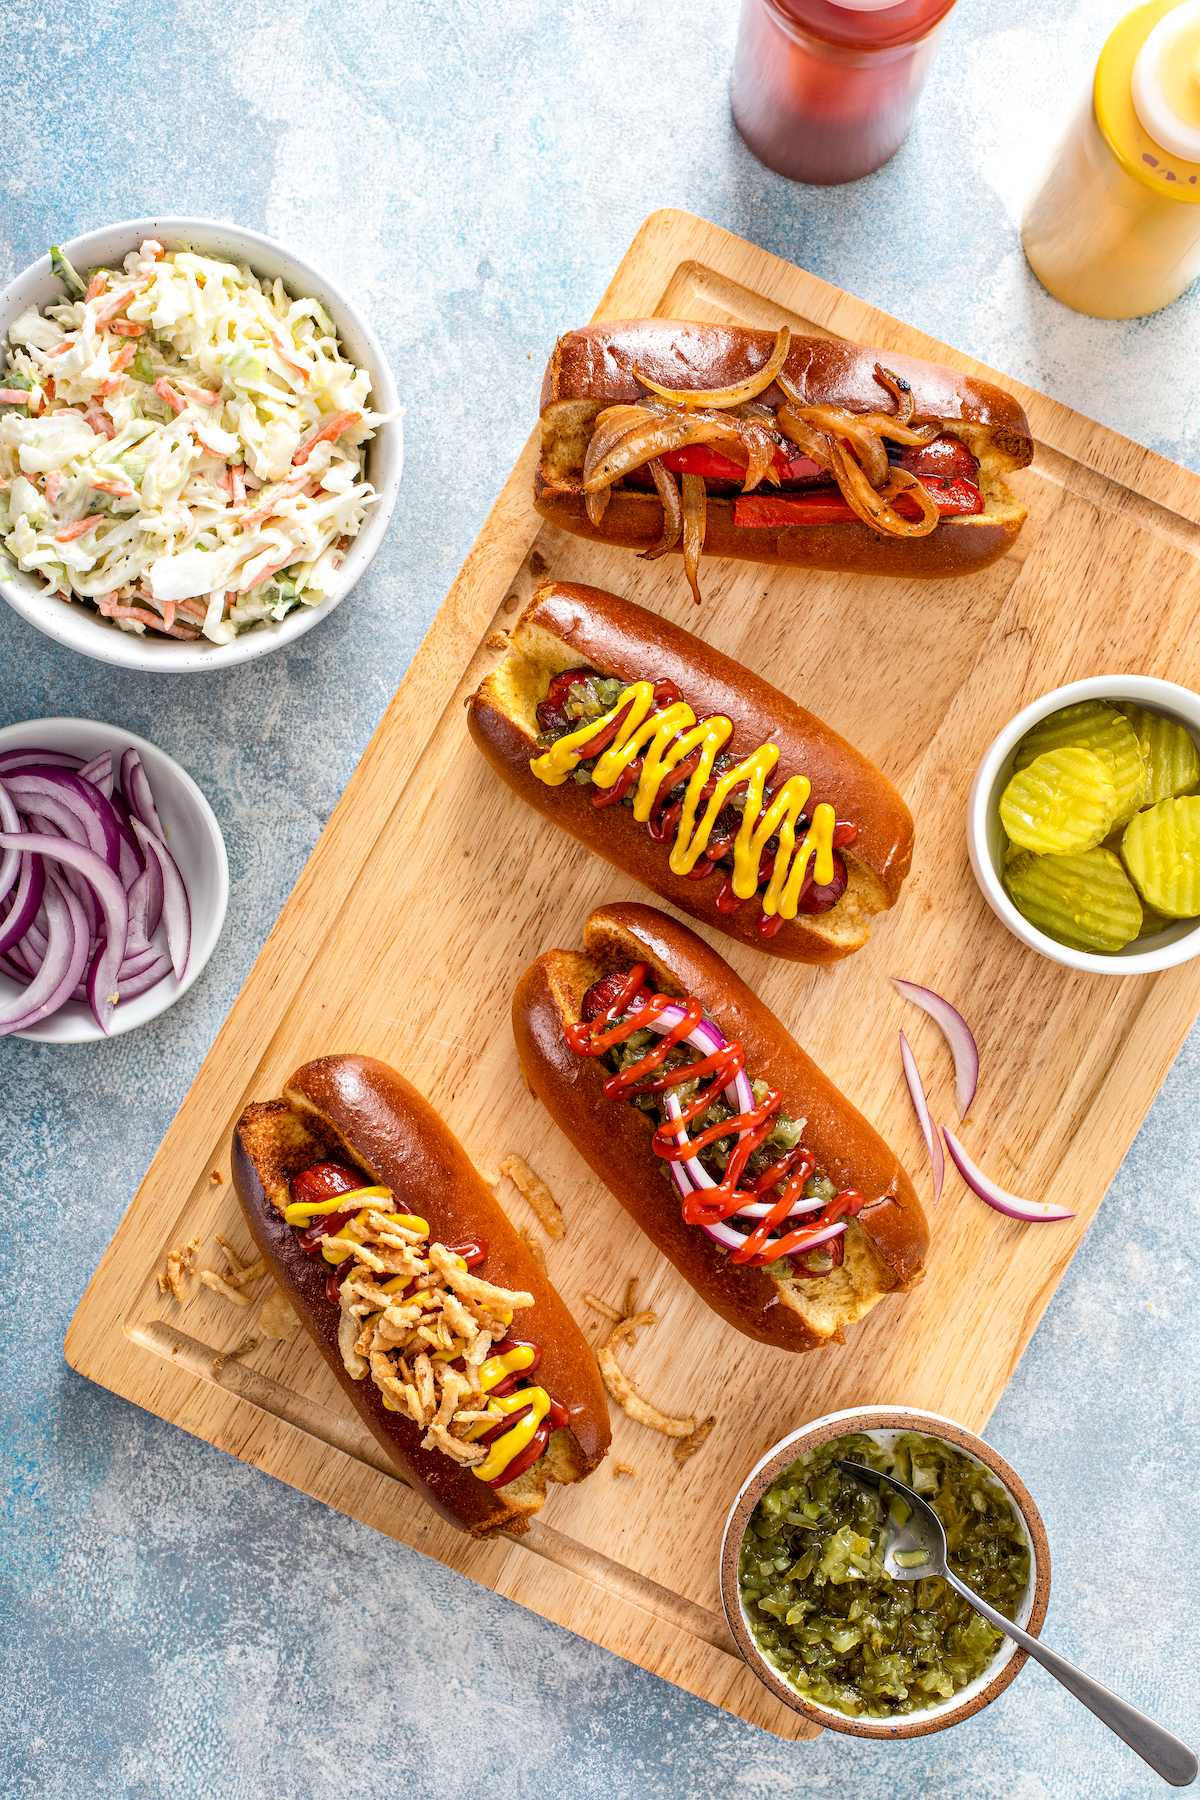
[1122,796,1200,918]
[1137,901,1172,939]
[1005,847,1143,953]
[1000,747,1119,854]
[1117,704,1200,806]
[1014,701,1146,828]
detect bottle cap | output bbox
[1132,0,1200,161]
[1095,0,1200,202]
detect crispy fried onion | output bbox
[633,325,791,410]
[597,1313,697,1439]
[639,457,682,562]
[681,473,707,604]
[334,1210,534,1468]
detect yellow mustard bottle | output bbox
[1022,0,1200,318]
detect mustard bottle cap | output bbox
[1132,0,1200,161]
[1096,0,1200,199]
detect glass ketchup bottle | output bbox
[731,0,961,186]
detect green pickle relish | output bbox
[738,1431,1030,1717]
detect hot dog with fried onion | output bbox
[232,1055,610,1535]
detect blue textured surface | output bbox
[3,0,1199,1794]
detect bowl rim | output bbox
[718,1405,1051,1740]
[0,714,229,1042]
[967,674,1200,975]
[0,215,402,674]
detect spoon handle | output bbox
[940,1570,1197,1788]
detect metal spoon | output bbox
[836,1459,1197,1788]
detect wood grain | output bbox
[65,211,1200,1742]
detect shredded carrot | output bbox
[154,377,185,415]
[89,477,135,498]
[97,600,198,638]
[55,515,104,542]
[177,379,221,407]
[84,272,107,302]
[109,319,143,337]
[0,388,30,404]
[293,409,360,465]
[83,408,115,440]
[109,344,135,373]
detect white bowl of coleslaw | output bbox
[0,218,402,671]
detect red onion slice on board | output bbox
[0,833,129,1033]
[131,821,189,979]
[899,1030,944,1205]
[942,1127,1075,1222]
[891,979,979,1118]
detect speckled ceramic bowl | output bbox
[719,1406,1050,1740]
[0,217,402,672]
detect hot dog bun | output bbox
[537,321,1033,579]
[513,904,927,1353]
[232,1054,610,1535]
[468,582,913,962]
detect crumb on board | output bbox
[199,1269,253,1307]
[211,1334,261,1374]
[473,1164,499,1188]
[674,1416,717,1466]
[612,1462,638,1480]
[209,1170,224,1185]
[499,1154,565,1240]
[158,1234,200,1301]
[486,631,509,649]
[258,1286,300,1340]
[521,1229,547,1273]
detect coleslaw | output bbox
[0,239,394,644]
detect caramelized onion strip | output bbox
[827,441,939,538]
[739,420,780,492]
[681,473,707,604]
[585,485,612,528]
[873,363,915,426]
[583,409,746,491]
[639,458,683,561]
[633,325,791,411]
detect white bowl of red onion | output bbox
[0,717,227,1042]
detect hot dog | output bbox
[468,583,913,962]
[514,904,927,1353]
[536,321,1033,599]
[231,1055,610,1535]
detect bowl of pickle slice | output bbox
[968,677,1200,973]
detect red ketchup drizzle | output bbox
[571,966,864,1270]
[284,1167,568,1481]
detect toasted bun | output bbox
[537,321,1032,579]
[513,905,928,1353]
[231,1055,610,1535]
[468,582,913,963]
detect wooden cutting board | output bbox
[65,210,1200,1743]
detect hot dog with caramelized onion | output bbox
[536,321,1033,600]
[469,583,913,962]
[232,1055,610,1535]
[514,904,927,1353]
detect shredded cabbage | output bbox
[0,239,394,644]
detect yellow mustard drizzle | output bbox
[471,1387,552,1482]
[315,1209,430,1264]
[529,681,837,919]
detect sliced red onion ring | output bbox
[127,853,163,944]
[0,853,45,956]
[663,1091,823,1221]
[0,749,83,773]
[942,1127,1075,1222]
[0,872,85,1035]
[640,1000,757,1128]
[110,952,173,998]
[0,832,128,1033]
[5,771,121,870]
[131,821,189,979]
[899,1030,944,1206]
[80,751,114,799]
[0,780,19,904]
[122,749,164,838]
[892,979,978,1118]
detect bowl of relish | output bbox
[719,1407,1050,1739]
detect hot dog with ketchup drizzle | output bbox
[566,966,864,1273]
[513,905,927,1352]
